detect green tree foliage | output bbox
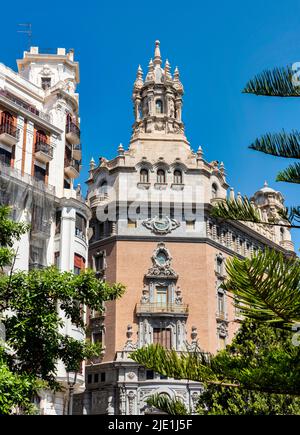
[222,248,300,326]
[0,206,29,271]
[197,385,300,415]
[146,394,188,415]
[132,321,300,414]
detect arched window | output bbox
[174,169,182,184]
[212,183,218,199]
[36,129,47,145]
[140,168,149,183]
[155,99,163,114]
[99,180,108,198]
[1,111,13,126]
[157,169,166,183]
[280,227,285,242]
[0,111,15,137]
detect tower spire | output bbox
[134,64,143,89]
[153,40,162,66]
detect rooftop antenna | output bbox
[17,23,32,50]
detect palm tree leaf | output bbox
[276,162,300,183]
[130,344,217,383]
[279,206,300,224]
[222,249,300,325]
[249,130,300,159]
[211,197,262,223]
[243,66,300,97]
[146,394,188,415]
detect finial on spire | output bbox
[197,145,203,157]
[145,58,154,82]
[89,157,95,170]
[229,187,235,200]
[173,66,183,92]
[153,40,162,66]
[118,143,124,156]
[264,181,268,187]
[164,59,172,80]
[134,65,144,89]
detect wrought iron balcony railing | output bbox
[64,158,80,173]
[0,122,18,138]
[0,89,51,123]
[66,121,80,138]
[35,139,53,158]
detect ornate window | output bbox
[212,183,218,199]
[215,253,224,276]
[174,169,182,184]
[157,169,166,183]
[217,290,225,317]
[99,180,108,199]
[155,99,163,114]
[75,213,86,239]
[155,286,168,305]
[140,168,149,183]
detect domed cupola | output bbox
[131,40,185,140]
[251,181,285,222]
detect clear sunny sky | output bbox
[2,0,300,248]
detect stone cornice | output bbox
[89,234,290,257]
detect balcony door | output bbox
[155,286,168,307]
[153,328,172,349]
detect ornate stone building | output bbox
[0,47,90,414]
[82,41,294,415]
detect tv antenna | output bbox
[17,23,32,50]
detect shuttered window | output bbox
[153,328,171,349]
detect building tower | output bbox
[0,47,90,414]
[84,41,294,415]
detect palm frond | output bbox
[222,248,300,325]
[211,197,262,223]
[243,66,300,97]
[146,394,188,415]
[279,206,300,224]
[249,130,300,159]
[276,162,300,183]
[130,344,216,383]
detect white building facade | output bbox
[0,47,90,414]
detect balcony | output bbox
[73,143,82,160]
[31,219,51,239]
[66,121,80,145]
[136,303,189,316]
[34,140,53,163]
[64,158,80,178]
[0,123,19,146]
[0,89,51,124]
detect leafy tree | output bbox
[0,205,125,413]
[146,394,188,415]
[131,321,300,414]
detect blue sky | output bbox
[2,0,300,249]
